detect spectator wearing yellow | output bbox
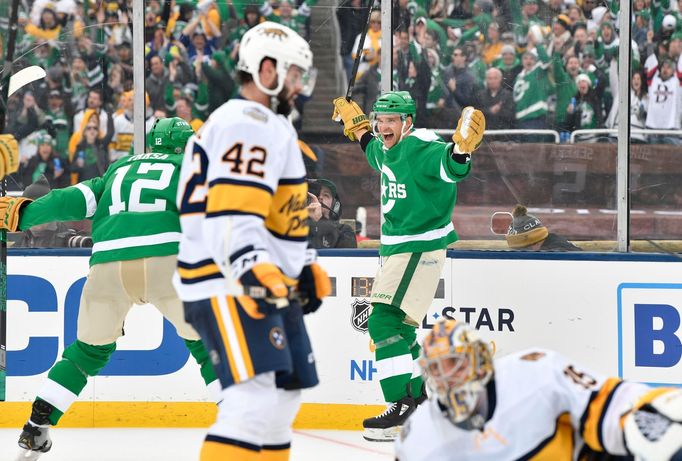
[24,4,61,41]
[352,10,382,78]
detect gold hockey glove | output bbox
[0,196,33,231]
[452,107,485,154]
[239,263,295,318]
[0,134,20,179]
[332,97,371,141]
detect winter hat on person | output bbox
[23,175,51,200]
[501,44,515,55]
[575,73,592,88]
[506,205,548,248]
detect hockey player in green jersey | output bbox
[332,91,485,441]
[3,117,219,460]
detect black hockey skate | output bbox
[362,395,417,442]
[16,400,53,461]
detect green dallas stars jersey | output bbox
[364,129,471,256]
[19,153,183,266]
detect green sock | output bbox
[184,339,218,385]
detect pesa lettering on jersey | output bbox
[128,153,170,161]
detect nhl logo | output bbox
[351,299,371,333]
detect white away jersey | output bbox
[173,98,308,301]
[644,53,682,130]
[395,349,650,461]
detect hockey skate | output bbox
[362,395,417,442]
[15,400,53,461]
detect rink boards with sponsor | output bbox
[1,250,681,428]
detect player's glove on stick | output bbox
[624,388,682,461]
[239,263,293,318]
[452,106,485,154]
[332,97,370,141]
[297,263,332,314]
[0,134,20,179]
[0,197,32,231]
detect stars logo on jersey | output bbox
[380,165,406,213]
[351,299,371,333]
[269,326,287,350]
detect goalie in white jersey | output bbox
[174,22,331,461]
[395,319,682,461]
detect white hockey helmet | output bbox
[237,21,313,97]
[419,319,494,426]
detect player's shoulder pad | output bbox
[409,128,444,143]
[213,99,272,127]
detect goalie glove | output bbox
[239,263,295,318]
[0,134,20,179]
[0,196,32,231]
[624,388,682,461]
[332,97,371,141]
[297,251,332,314]
[451,106,485,154]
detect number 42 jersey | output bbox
[19,152,183,266]
[173,98,309,302]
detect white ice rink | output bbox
[0,428,394,461]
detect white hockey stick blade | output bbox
[7,66,47,97]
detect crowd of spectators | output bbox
[338,0,682,143]
[4,0,314,195]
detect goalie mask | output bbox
[237,22,314,98]
[147,117,194,155]
[419,319,493,426]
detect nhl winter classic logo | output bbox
[351,299,371,333]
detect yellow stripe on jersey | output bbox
[531,413,573,460]
[206,181,273,218]
[227,297,255,378]
[177,262,221,280]
[261,447,291,461]
[583,377,622,452]
[210,297,241,383]
[200,440,259,461]
[265,181,308,240]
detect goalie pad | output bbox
[624,389,682,461]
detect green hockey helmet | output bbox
[147,117,194,155]
[371,91,416,121]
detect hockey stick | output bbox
[6,66,47,98]
[0,0,21,402]
[345,0,374,101]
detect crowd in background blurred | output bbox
[339,0,682,143]
[2,0,314,195]
[2,0,680,247]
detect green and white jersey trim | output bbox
[381,222,455,246]
[92,232,182,254]
[75,183,98,218]
[516,100,549,120]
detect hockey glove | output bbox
[297,263,332,314]
[239,263,294,318]
[332,97,371,141]
[0,134,20,179]
[452,107,485,154]
[624,388,682,461]
[0,197,32,231]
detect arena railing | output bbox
[570,129,682,143]
[433,129,561,144]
